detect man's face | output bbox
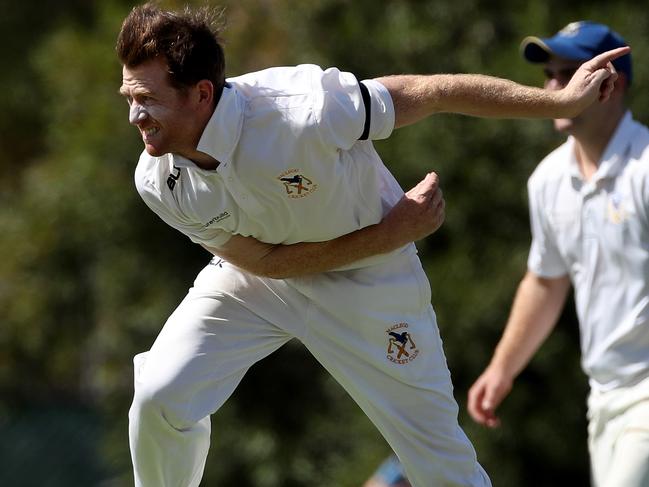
[542,56,587,134]
[120,58,200,157]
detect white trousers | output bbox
[129,252,491,487]
[588,375,649,487]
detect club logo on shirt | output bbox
[386,322,419,365]
[277,168,318,198]
[209,257,225,267]
[607,192,629,224]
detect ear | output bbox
[196,79,214,108]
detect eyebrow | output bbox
[118,86,154,98]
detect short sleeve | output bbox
[526,176,568,278]
[315,67,395,150]
[182,223,232,248]
[360,78,395,140]
[135,164,232,249]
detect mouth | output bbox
[141,126,160,141]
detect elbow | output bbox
[251,248,315,279]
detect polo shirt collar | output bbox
[171,83,245,170]
[567,138,581,180]
[595,110,633,180]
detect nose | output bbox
[129,103,149,125]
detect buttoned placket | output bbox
[576,175,606,331]
[579,145,630,254]
[581,180,601,240]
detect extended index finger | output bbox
[585,46,631,69]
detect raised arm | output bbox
[376,47,630,128]
[203,172,444,279]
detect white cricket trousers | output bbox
[588,375,649,487]
[129,252,491,487]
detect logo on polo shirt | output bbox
[607,192,629,224]
[203,211,231,228]
[277,168,318,198]
[386,322,419,365]
[167,165,181,191]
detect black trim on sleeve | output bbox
[358,82,371,140]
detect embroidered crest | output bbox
[607,192,628,224]
[386,322,419,365]
[277,168,318,198]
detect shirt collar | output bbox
[595,110,633,180]
[171,83,245,170]
[567,137,581,180]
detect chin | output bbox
[553,119,575,135]
[144,144,167,157]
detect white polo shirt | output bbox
[135,64,413,269]
[527,112,649,392]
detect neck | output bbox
[180,106,219,169]
[572,108,625,181]
[184,149,220,170]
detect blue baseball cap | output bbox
[521,21,632,84]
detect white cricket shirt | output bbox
[135,64,414,269]
[527,112,649,392]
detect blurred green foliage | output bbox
[1,1,647,486]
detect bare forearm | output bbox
[377,74,572,128]
[377,47,629,129]
[489,272,571,379]
[206,219,408,279]
[256,221,407,278]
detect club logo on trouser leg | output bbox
[386,323,419,364]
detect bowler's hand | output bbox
[383,172,445,244]
[561,46,631,115]
[467,365,513,428]
[381,172,445,245]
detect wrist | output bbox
[374,217,407,252]
[486,358,518,383]
[554,89,582,118]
